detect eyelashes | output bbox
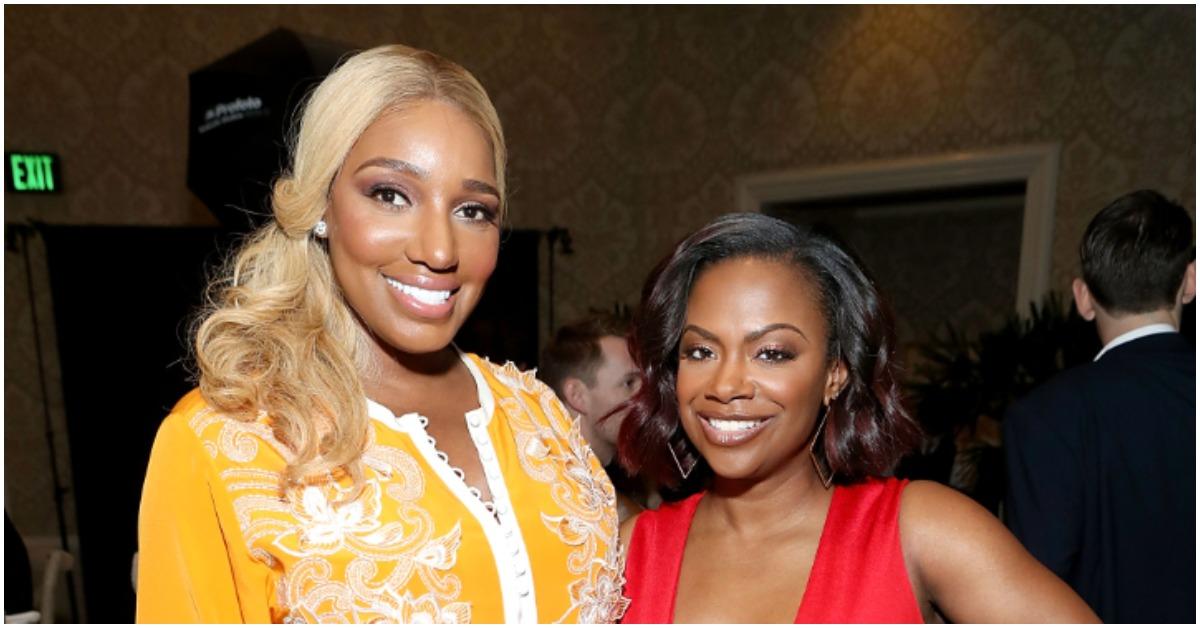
[454,202,499,225]
[756,347,796,363]
[367,184,410,208]
[678,344,797,364]
[364,183,498,225]
[681,345,715,361]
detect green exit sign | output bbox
[6,152,61,193]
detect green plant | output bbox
[899,292,1100,511]
[908,292,1098,435]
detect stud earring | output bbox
[810,402,834,488]
[313,219,328,238]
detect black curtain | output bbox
[40,225,231,622]
[455,229,542,369]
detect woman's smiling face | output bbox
[675,256,846,484]
[324,99,501,357]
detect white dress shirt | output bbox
[1093,323,1178,361]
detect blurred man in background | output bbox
[541,313,645,521]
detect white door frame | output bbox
[734,143,1061,314]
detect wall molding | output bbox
[735,144,1062,314]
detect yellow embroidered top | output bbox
[136,353,627,623]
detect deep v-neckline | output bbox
[666,487,841,623]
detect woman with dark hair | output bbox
[617,213,1097,623]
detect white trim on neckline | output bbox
[362,351,538,623]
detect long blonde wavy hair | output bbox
[194,44,507,490]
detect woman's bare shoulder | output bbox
[898,480,1005,564]
[897,479,1098,623]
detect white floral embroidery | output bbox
[390,592,472,624]
[182,355,623,623]
[492,360,545,394]
[487,360,630,623]
[276,482,384,556]
[574,543,630,624]
[195,414,471,622]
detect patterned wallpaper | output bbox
[772,198,1026,366]
[4,5,1195,542]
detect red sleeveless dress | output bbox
[621,477,922,623]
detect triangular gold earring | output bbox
[668,434,697,480]
[810,404,833,488]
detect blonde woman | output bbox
[136,45,626,623]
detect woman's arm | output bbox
[900,480,1099,623]
[136,412,270,623]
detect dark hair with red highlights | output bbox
[617,212,921,492]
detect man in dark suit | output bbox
[1004,189,1196,623]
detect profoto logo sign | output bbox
[198,96,267,134]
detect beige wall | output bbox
[4,4,1194,543]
